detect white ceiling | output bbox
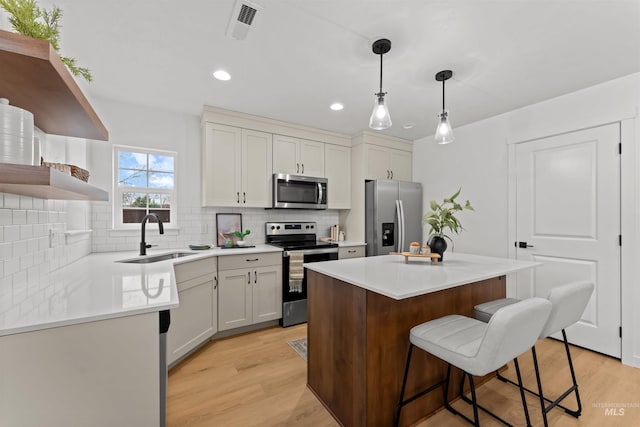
[34,0,640,140]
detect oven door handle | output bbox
[284,248,338,257]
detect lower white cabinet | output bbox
[168,257,217,365]
[338,245,366,259]
[218,253,282,331]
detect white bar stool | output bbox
[395,298,552,427]
[473,280,594,426]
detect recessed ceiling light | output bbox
[403,123,416,129]
[212,70,231,81]
[330,103,344,111]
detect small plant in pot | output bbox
[422,188,473,261]
[232,229,251,246]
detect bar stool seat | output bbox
[395,298,552,427]
[473,280,595,426]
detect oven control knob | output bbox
[305,225,309,229]
[270,226,275,230]
[276,226,281,230]
[310,225,314,229]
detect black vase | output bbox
[428,236,447,262]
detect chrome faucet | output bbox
[140,213,164,255]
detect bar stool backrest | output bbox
[539,280,595,338]
[473,298,552,376]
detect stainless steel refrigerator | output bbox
[365,180,423,256]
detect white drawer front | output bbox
[338,246,365,259]
[218,252,281,271]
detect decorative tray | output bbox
[219,245,256,249]
[390,252,441,264]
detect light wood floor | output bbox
[167,325,640,426]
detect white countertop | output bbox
[304,252,539,300]
[337,241,366,247]
[0,245,281,337]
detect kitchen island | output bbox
[304,252,539,427]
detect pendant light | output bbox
[434,70,454,144]
[369,39,392,130]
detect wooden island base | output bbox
[307,270,506,427]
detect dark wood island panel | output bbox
[307,270,506,426]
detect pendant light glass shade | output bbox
[369,93,392,130]
[369,39,392,130]
[434,70,454,144]
[434,110,454,144]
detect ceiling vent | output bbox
[226,0,262,41]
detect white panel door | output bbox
[202,123,241,206]
[390,149,412,181]
[325,144,351,209]
[242,129,272,207]
[299,139,325,177]
[252,266,282,323]
[273,135,299,174]
[365,145,391,179]
[218,268,252,331]
[515,123,620,357]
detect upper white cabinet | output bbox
[273,135,325,177]
[202,123,272,207]
[365,144,412,181]
[325,144,351,209]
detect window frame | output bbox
[113,145,178,230]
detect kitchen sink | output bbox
[116,252,194,264]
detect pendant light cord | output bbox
[442,79,445,111]
[378,54,384,95]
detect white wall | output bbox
[413,72,640,367]
[87,96,339,253]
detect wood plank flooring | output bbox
[167,325,640,426]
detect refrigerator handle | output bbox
[399,199,405,252]
[395,200,403,252]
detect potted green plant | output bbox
[422,188,474,261]
[0,0,92,81]
[232,229,251,246]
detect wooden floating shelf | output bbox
[0,164,108,201]
[0,29,108,141]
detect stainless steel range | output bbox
[266,222,338,327]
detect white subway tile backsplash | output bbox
[27,210,39,224]
[4,225,19,242]
[19,224,33,240]
[0,209,12,225]
[19,197,33,210]
[12,210,26,225]
[3,194,19,209]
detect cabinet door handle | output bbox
[386,170,390,179]
[247,272,251,284]
[390,170,393,179]
[348,249,356,253]
[254,270,257,284]
[237,192,240,203]
[243,192,246,203]
[296,163,299,173]
[246,258,259,262]
[214,276,217,290]
[301,163,304,174]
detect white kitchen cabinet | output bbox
[202,123,272,207]
[338,245,366,259]
[273,134,325,177]
[218,252,282,331]
[168,256,218,365]
[325,144,351,209]
[365,144,412,181]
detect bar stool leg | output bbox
[562,329,582,417]
[394,344,414,427]
[513,356,532,427]
[467,374,481,427]
[531,346,549,427]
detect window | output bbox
[114,146,177,228]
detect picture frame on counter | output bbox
[216,213,242,247]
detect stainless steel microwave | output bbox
[272,173,327,209]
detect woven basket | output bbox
[41,158,90,182]
[69,165,90,182]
